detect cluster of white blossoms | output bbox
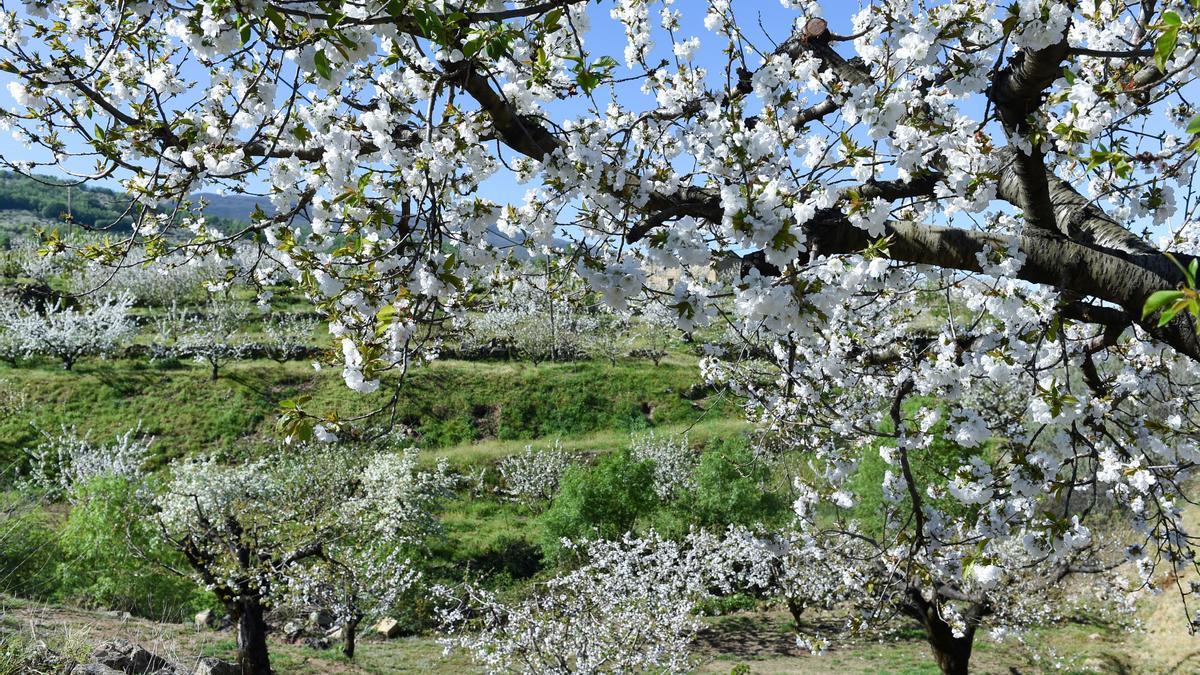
[25,423,152,501]
[628,432,696,500]
[497,441,575,505]
[6,0,1200,668]
[0,293,136,369]
[438,532,712,675]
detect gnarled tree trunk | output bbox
[234,598,272,675]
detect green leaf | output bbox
[1189,258,1199,288]
[264,6,286,33]
[1143,289,1185,319]
[1157,298,1191,326]
[1163,10,1183,26]
[1187,114,1200,135]
[1156,25,1179,72]
[314,50,332,80]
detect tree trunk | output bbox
[917,608,976,675]
[343,615,360,660]
[234,599,272,675]
[785,597,805,628]
[210,360,219,380]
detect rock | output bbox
[193,609,215,631]
[308,609,334,628]
[70,665,124,675]
[91,640,171,674]
[282,619,305,641]
[375,617,401,639]
[325,625,345,640]
[1088,632,1101,641]
[302,636,331,651]
[193,657,240,675]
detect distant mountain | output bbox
[0,174,551,253]
[192,192,279,223]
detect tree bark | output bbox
[343,615,360,660]
[922,617,975,675]
[234,599,273,675]
[904,593,980,675]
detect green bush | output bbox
[540,448,656,557]
[0,493,61,599]
[687,439,786,528]
[54,475,213,621]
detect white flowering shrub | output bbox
[19,293,135,369]
[497,441,574,505]
[25,424,152,501]
[439,532,712,674]
[628,432,695,500]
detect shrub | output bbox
[55,475,211,621]
[0,492,60,599]
[540,448,656,556]
[687,439,786,528]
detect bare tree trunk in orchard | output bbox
[234,598,273,675]
[343,614,361,660]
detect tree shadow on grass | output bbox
[85,363,161,397]
[1164,650,1200,674]
[694,614,805,660]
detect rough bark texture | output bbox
[234,599,272,675]
[343,616,361,660]
[989,31,1072,232]
[903,593,984,675]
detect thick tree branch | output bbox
[988,31,1072,232]
[802,212,1200,361]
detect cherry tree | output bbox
[438,532,714,674]
[276,449,456,659]
[628,431,695,500]
[25,423,152,501]
[497,440,574,505]
[7,1,1200,672]
[0,296,32,365]
[19,293,135,370]
[264,312,320,362]
[152,300,249,379]
[153,446,454,674]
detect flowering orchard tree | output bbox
[277,449,456,659]
[25,423,152,501]
[264,312,320,362]
[7,0,1200,671]
[438,532,715,674]
[153,447,454,674]
[498,440,575,505]
[152,300,249,379]
[17,293,135,369]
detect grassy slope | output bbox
[0,354,732,466]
